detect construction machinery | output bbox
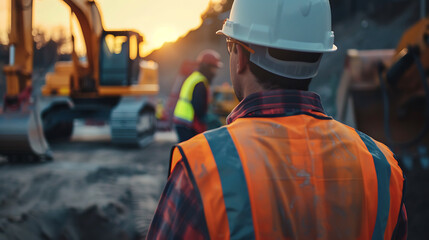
[0,0,159,161]
[337,17,429,168]
[211,83,239,125]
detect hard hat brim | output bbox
[216,30,225,36]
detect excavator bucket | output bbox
[0,102,51,161]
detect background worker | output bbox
[147,0,407,239]
[173,49,223,142]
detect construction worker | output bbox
[173,49,223,142]
[147,0,407,239]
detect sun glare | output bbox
[0,0,10,44]
[1,0,221,56]
[142,26,180,56]
[98,0,217,56]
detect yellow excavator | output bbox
[337,17,429,167]
[0,0,159,161]
[212,83,239,125]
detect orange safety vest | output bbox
[170,113,405,240]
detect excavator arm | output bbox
[3,0,103,103]
[64,0,103,92]
[0,0,104,161]
[3,0,33,102]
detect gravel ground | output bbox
[0,128,177,240]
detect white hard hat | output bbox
[217,0,337,79]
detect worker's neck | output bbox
[240,74,264,100]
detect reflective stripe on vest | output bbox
[204,127,255,239]
[356,131,391,240]
[173,71,208,123]
[172,114,405,239]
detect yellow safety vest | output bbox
[174,71,208,124]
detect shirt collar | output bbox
[226,89,326,124]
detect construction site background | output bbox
[0,0,428,239]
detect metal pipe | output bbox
[9,45,15,65]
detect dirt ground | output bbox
[0,126,176,240]
[1,2,428,239]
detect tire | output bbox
[42,109,74,142]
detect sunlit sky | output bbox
[0,0,222,56]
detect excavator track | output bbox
[110,97,156,147]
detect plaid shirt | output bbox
[226,89,326,124]
[146,90,407,240]
[145,161,209,239]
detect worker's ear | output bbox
[236,45,249,74]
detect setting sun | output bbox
[0,0,225,56]
[147,26,181,56]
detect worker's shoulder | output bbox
[183,71,207,87]
[186,71,205,81]
[193,81,207,91]
[322,118,395,155]
[338,120,397,158]
[365,133,397,160]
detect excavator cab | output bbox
[40,31,142,97]
[100,31,143,87]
